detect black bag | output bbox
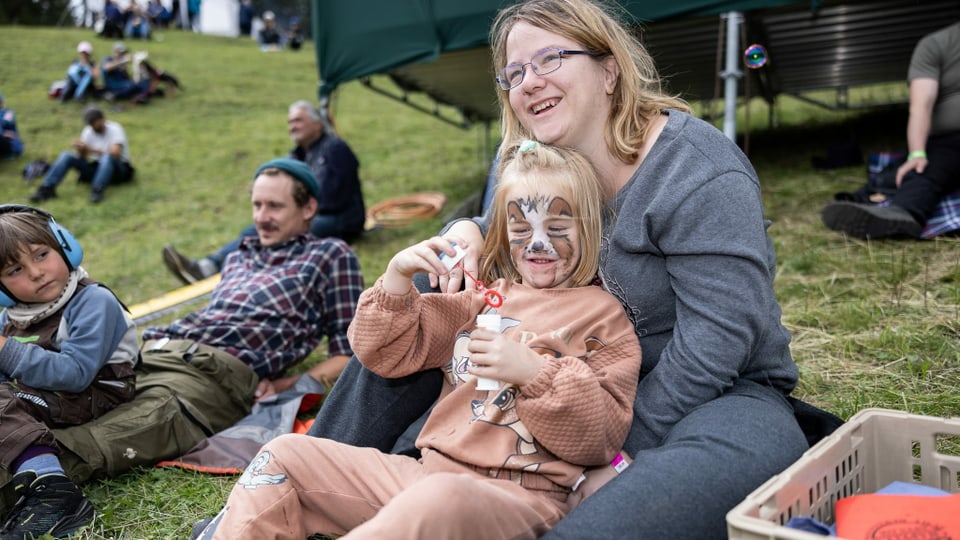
[22,160,50,182]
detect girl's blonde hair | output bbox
[490,0,691,164]
[481,141,605,288]
[0,212,60,270]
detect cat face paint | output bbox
[505,189,581,289]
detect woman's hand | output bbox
[432,220,483,293]
[467,328,545,386]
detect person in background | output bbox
[124,2,152,40]
[306,1,836,539]
[258,10,282,51]
[238,0,254,37]
[100,41,155,103]
[29,106,133,204]
[60,41,101,103]
[99,41,180,103]
[286,17,303,51]
[98,0,125,39]
[0,205,139,539]
[146,0,171,29]
[822,21,960,239]
[191,140,641,540]
[142,158,363,401]
[187,0,201,31]
[0,93,23,160]
[162,100,366,284]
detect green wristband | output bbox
[908,150,927,160]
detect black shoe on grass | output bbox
[821,201,923,239]
[0,471,95,539]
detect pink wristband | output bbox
[611,452,630,474]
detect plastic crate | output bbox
[727,408,960,539]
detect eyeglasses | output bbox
[495,48,599,91]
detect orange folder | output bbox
[835,493,960,539]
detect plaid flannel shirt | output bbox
[143,233,363,378]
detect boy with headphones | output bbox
[0,205,139,539]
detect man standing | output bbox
[822,22,960,239]
[142,158,364,399]
[162,100,366,284]
[29,106,133,204]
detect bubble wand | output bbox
[440,244,503,390]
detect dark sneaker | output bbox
[89,189,105,203]
[28,185,57,203]
[0,472,95,540]
[821,201,923,239]
[162,245,216,285]
[188,516,214,540]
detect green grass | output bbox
[1,24,959,539]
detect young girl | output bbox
[195,140,642,540]
[0,205,138,539]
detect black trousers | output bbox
[892,131,960,223]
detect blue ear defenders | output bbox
[0,204,84,308]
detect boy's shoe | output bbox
[0,471,95,539]
[821,201,923,239]
[28,185,57,203]
[89,189,105,203]
[162,245,217,285]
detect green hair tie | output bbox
[518,140,539,153]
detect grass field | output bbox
[1,24,958,539]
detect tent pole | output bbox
[721,11,743,141]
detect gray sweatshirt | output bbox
[604,110,797,453]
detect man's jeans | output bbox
[41,151,131,192]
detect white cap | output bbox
[263,10,275,20]
[77,41,93,54]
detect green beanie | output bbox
[254,158,321,202]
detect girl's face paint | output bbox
[505,188,580,289]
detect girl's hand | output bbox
[433,221,483,293]
[382,236,461,295]
[467,329,545,386]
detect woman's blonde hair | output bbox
[490,0,691,164]
[480,140,605,288]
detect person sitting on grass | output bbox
[141,158,364,402]
[0,205,139,540]
[60,41,102,103]
[190,140,642,540]
[0,92,23,160]
[29,106,133,204]
[162,100,364,284]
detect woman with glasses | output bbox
[307,0,830,538]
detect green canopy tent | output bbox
[310,0,812,130]
[310,0,958,137]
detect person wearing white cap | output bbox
[60,41,101,103]
[258,11,282,51]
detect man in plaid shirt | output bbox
[141,158,364,401]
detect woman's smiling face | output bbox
[505,21,616,153]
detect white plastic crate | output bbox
[727,408,960,539]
